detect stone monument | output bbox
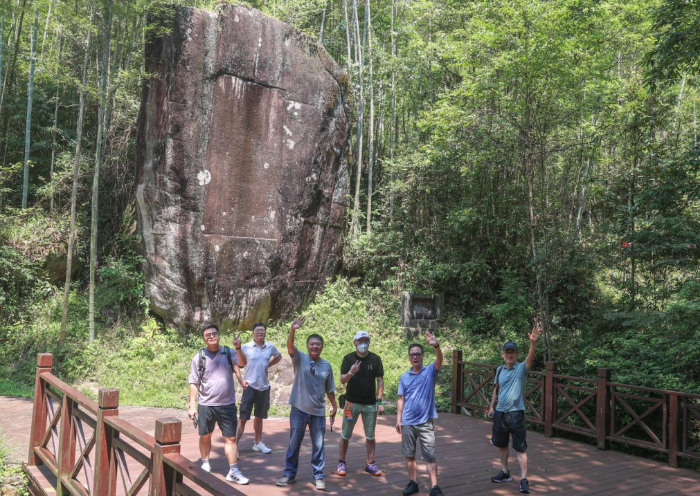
[135,5,351,330]
[400,292,444,336]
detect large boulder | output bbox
[135,5,351,331]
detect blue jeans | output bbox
[284,406,326,480]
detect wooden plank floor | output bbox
[25,413,700,495]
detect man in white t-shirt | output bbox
[235,322,283,454]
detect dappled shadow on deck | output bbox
[26,412,700,495]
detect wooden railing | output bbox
[451,351,700,467]
[25,353,246,496]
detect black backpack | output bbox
[197,346,234,392]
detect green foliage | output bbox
[646,0,700,85]
[0,430,30,495]
[95,256,149,323]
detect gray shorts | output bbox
[401,419,436,462]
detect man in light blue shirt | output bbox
[235,322,282,454]
[396,332,444,496]
[487,322,542,494]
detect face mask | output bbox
[357,342,369,353]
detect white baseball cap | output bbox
[354,330,370,341]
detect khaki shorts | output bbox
[401,419,436,462]
[341,402,378,440]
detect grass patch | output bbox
[1,278,510,415]
[0,379,33,398]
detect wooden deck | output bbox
[26,412,700,495]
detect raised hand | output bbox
[349,360,361,375]
[528,322,542,343]
[425,331,439,348]
[291,316,306,330]
[233,332,242,349]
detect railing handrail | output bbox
[163,453,247,496]
[104,416,156,452]
[26,353,248,496]
[41,371,99,415]
[451,351,700,468]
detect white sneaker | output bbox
[226,468,250,485]
[201,461,211,473]
[252,442,272,454]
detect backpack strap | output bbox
[197,348,207,392]
[222,346,234,371]
[494,365,504,388]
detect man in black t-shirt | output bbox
[337,330,385,477]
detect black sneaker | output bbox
[402,480,419,496]
[429,485,445,496]
[519,478,530,493]
[491,470,512,483]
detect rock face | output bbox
[135,5,351,330]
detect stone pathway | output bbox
[0,395,188,463]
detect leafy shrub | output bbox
[95,256,148,323]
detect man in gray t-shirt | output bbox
[276,317,337,491]
[187,324,248,485]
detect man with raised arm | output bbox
[234,322,283,454]
[187,324,249,484]
[337,330,385,477]
[487,322,542,494]
[276,317,338,491]
[396,332,444,496]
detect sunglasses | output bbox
[310,362,316,375]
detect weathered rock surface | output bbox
[136,5,351,330]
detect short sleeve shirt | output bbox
[288,346,336,416]
[341,351,384,405]
[187,347,239,406]
[494,361,528,412]
[241,341,282,391]
[397,364,439,426]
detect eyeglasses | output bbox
[204,332,219,339]
[409,352,423,358]
[310,362,316,375]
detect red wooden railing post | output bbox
[27,353,53,464]
[669,393,679,467]
[544,361,557,437]
[451,350,463,414]
[596,368,611,450]
[56,388,76,496]
[149,418,182,496]
[93,389,120,496]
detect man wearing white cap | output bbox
[337,330,385,477]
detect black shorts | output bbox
[492,410,527,453]
[198,403,237,437]
[239,387,271,420]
